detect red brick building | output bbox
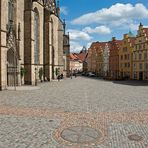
[109,37,123,79]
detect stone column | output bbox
[24,9,32,85]
[0,0,8,90]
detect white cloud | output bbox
[83,26,111,34]
[70,41,83,53]
[60,6,68,15]
[71,3,148,25]
[129,23,139,31]
[68,29,93,41]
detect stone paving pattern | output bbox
[0,77,148,148]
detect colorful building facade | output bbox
[102,42,110,77]
[109,37,122,79]
[87,42,100,73]
[119,33,135,79]
[133,23,148,80]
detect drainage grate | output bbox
[61,126,102,144]
[128,134,143,142]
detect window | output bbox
[133,63,136,70]
[144,72,148,80]
[143,44,145,49]
[144,53,147,60]
[123,47,127,52]
[139,45,141,49]
[139,63,143,70]
[128,54,130,60]
[139,53,142,60]
[8,0,15,22]
[144,63,148,70]
[128,63,130,67]
[133,72,137,79]
[133,53,137,60]
[121,55,123,60]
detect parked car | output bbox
[81,72,86,76]
[88,72,96,77]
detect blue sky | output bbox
[60,0,148,52]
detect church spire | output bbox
[63,19,66,35]
[56,0,60,17]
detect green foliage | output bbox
[55,68,59,76]
[20,67,27,78]
[39,67,43,81]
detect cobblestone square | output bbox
[0,77,148,148]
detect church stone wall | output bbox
[0,0,8,90]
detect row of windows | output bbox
[135,42,148,49]
[120,63,130,68]
[133,63,148,70]
[121,54,130,60]
[133,72,148,79]
[133,52,147,60]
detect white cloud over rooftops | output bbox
[83,26,111,34]
[67,29,93,41]
[71,3,148,25]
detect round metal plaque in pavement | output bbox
[61,126,102,144]
[128,134,143,142]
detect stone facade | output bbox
[63,33,70,77]
[0,0,67,90]
[119,34,135,79]
[133,23,148,80]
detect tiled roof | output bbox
[69,53,78,60]
[70,52,87,62]
[77,52,88,62]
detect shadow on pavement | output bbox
[80,76,148,86]
[112,80,148,86]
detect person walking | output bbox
[57,75,61,81]
[75,72,77,78]
[70,72,72,79]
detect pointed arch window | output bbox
[8,0,15,22]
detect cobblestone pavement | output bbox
[0,77,148,148]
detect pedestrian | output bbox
[57,75,60,81]
[61,73,63,79]
[70,72,72,79]
[75,73,77,78]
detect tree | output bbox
[39,67,43,82]
[20,67,27,84]
[55,68,60,76]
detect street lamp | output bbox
[35,67,38,86]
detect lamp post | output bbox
[35,67,37,86]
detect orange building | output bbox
[87,42,100,73]
[69,49,88,73]
[109,37,123,79]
